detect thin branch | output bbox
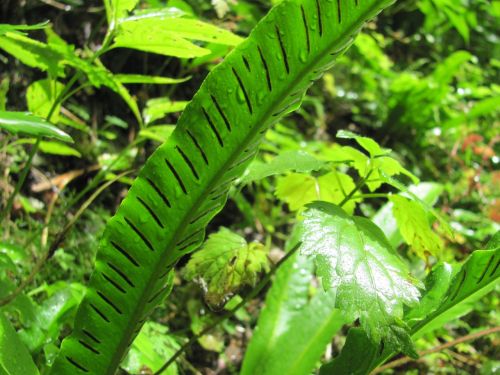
[371,326,500,374]
[153,242,303,375]
[339,169,373,208]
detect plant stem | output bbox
[338,169,373,208]
[154,242,303,375]
[1,137,41,223]
[370,326,500,374]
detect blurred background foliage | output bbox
[0,0,498,373]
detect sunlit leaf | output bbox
[40,140,81,157]
[276,172,358,213]
[372,182,444,248]
[26,79,65,122]
[241,150,326,184]
[0,32,64,76]
[409,233,500,339]
[390,195,444,259]
[294,202,420,355]
[0,21,49,36]
[138,125,175,143]
[143,99,189,125]
[113,9,242,58]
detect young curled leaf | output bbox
[183,228,270,309]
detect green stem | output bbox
[338,169,373,208]
[154,242,302,375]
[1,137,41,223]
[350,193,389,200]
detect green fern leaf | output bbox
[49,0,396,373]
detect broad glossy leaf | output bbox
[276,171,358,213]
[240,150,326,184]
[241,251,314,374]
[258,291,348,375]
[242,249,349,375]
[183,228,269,309]
[319,327,379,375]
[0,111,72,142]
[390,195,443,259]
[295,202,420,354]
[26,79,65,122]
[50,1,397,373]
[0,312,39,375]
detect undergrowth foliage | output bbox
[0,0,498,374]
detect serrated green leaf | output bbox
[0,32,64,76]
[380,171,453,237]
[390,195,443,259]
[0,111,72,142]
[0,21,49,36]
[276,171,358,213]
[0,312,39,375]
[295,202,420,354]
[183,228,269,309]
[26,79,65,122]
[241,150,326,184]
